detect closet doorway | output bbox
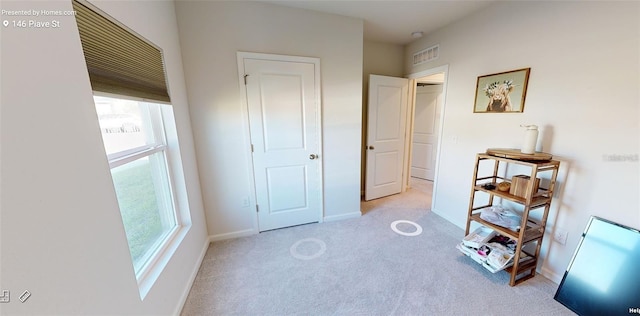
[405,65,448,209]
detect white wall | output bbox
[0,0,208,314]
[363,40,405,79]
[174,1,364,238]
[405,1,639,282]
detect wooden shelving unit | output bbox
[463,152,560,286]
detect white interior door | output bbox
[365,75,409,201]
[241,54,322,232]
[411,84,442,181]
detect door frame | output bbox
[403,64,449,208]
[237,51,324,233]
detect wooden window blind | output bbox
[72,0,170,103]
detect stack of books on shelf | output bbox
[457,226,530,273]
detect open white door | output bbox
[240,53,322,232]
[365,75,409,201]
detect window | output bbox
[95,95,180,277]
[73,0,190,297]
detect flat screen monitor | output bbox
[554,216,640,315]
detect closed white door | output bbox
[365,75,409,201]
[411,84,442,180]
[240,54,322,232]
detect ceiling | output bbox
[264,1,495,45]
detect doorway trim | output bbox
[405,64,449,209]
[237,51,324,233]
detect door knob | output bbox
[309,154,318,160]
[368,146,375,150]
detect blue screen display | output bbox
[554,216,640,315]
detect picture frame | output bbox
[473,68,530,113]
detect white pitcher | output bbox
[520,124,539,154]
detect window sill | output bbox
[136,223,191,300]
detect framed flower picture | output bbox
[473,68,530,113]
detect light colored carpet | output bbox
[181,179,574,315]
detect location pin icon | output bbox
[3,21,8,27]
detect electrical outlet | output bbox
[554,228,568,245]
[241,196,250,207]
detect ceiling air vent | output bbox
[413,44,439,65]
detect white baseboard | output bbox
[209,228,256,242]
[324,211,361,222]
[431,206,465,230]
[540,266,563,284]
[174,237,210,316]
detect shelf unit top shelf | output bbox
[478,153,560,169]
